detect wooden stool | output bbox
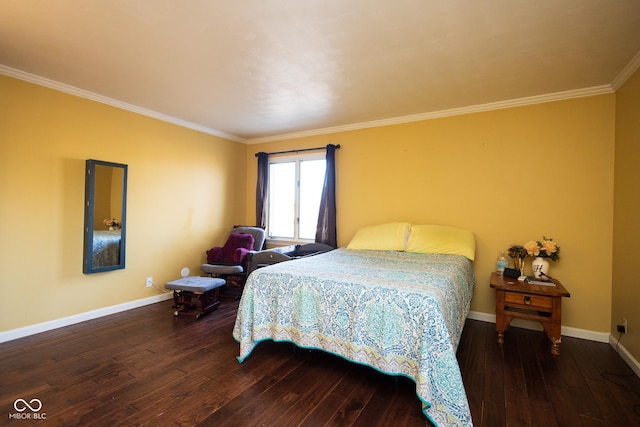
[165,277,226,319]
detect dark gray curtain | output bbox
[255,152,269,229]
[315,144,337,248]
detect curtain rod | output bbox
[255,144,340,157]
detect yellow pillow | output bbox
[407,224,476,261]
[347,222,411,251]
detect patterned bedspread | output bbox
[92,230,121,268]
[233,248,474,427]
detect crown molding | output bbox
[1,64,616,146]
[247,85,614,144]
[0,65,247,143]
[611,50,640,91]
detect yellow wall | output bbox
[0,70,626,352]
[613,68,640,361]
[0,75,246,331]
[246,95,616,334]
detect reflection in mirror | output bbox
[83,159,128,273]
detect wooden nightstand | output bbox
[490,272,570,356]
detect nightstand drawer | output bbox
[504,292,552,309]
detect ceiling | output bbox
[2,1,640,143]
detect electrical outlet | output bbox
[616,319,628,334]
[146,277,153,288]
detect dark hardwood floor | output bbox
[1,297,639,426]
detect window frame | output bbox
[266,152,326,246]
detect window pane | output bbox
[268,162,296,238]
[299,159,326,239]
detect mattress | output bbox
[233,248,474,426]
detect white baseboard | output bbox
[0,293,173,344]
[467,310,639,377]
[3,303,637,380]
[609,335,640,378]
[467,310,611,343]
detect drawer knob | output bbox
[524,296,532,305]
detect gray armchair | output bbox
[200,226,266,295]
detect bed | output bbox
[233,223,475,427]
[91,230,121,268]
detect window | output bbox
[267,154,326,242]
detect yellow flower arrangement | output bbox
[103,218,121,229]
[524,236,560,262]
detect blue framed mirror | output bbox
[83,159,128,274]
